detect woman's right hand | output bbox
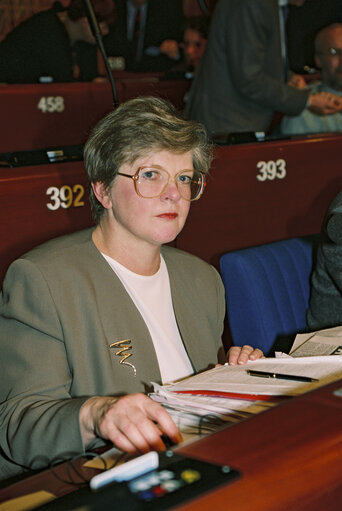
[79,393,182,454]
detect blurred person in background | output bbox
[164,16,210,79]
[281,23,342,135]
[0,0,115,83]
[307,188,342,332]
[103,0,184,72]
[286,0,342,73]
[186,0,342,138]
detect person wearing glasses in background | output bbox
[0,96,263,481]
[185,0,342,138]
[280,23,342,135]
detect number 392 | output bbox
[46,185,85,210]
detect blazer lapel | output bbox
[164,250,209,374]
[86,240,162,388]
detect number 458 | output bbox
[37,96,65,113]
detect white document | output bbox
[290,326,342,357]
[151,382,271,416]
[164,356,342,397]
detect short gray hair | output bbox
[84,96,213,223]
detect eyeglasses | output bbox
[317,47,342,57]
[117,166,206,201]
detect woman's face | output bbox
[100,150,194,249]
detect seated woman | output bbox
[0,96,263,480]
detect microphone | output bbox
[82,0,102,43]
[82,0,119,108]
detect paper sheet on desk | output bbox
[291,325,342,357]
[151,383,271,415]
[150,382,274,438]
[166,356,342,397]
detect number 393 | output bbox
[256,159,286,181]
[46,185,85,211]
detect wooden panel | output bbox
[0,82,116,152]
[0,77,190,153]
[176,133,342,268]
[118,77,190,110]
[0,160,93,282]
[176,379,342,511]
[1,133,342,285]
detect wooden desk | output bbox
[176,378,342,511]
[0,82,117,153]
[117,77,189,110]
[0,77,190,153]
[0,379,341,510]
[0,158,93,283]
[1,133,342,286]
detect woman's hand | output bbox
[79,393,182,453]
[226,345,264,365]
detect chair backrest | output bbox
[219,236,318,354]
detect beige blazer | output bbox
[0,228,225,478]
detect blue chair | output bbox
[219,236,318,355]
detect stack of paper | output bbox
[166,356,342,397]
[150,355,342,438]
[150,381,274,437]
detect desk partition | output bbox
[1,133,342,285]
[0,82,116,153]
[0,156,93,283]
[117,77,189,110]
[0,77,190,153]
[176,132,342,268]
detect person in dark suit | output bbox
[103,0,185,71]
[0,96,262,480]
[307,190,342,332]
[0,0,115,84]
[185,0,342,137]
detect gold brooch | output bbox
[110,339,136,376]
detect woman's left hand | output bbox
[226,345,264,365]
